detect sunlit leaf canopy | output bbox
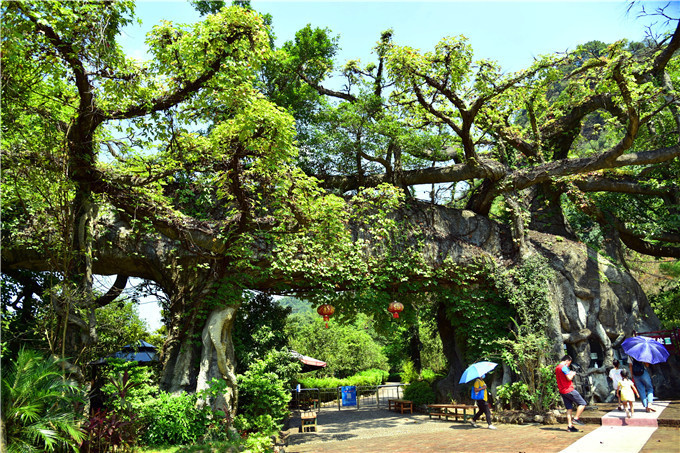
[2,1,679,303]
[270,12,679,260]
[1,1,424,307]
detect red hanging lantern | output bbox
[317,304,335,328]
[388,301,404,319]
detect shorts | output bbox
[561,390,587,410]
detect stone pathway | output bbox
[283,402,680,452]
[560,401,671,453]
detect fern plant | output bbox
[1,348,85,452]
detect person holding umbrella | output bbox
[469,374,497,429]
[460,361,498,430]
[555,355,587,432]
[622,335,669,413]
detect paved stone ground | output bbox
[282,401,680,453]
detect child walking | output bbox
[618,369,640,418]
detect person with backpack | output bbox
[469,374,497,429]
[629,357,656,412]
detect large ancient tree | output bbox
[263,10,680,397]
[2,1,679,417]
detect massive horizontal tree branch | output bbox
[573,175,674,196]
[567,192,680,258]
[317,145,680,194]
[609,218,679,258]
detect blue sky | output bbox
[122,0,675,331]
[123,1,676,74]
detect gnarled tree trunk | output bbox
[196,305,240,418]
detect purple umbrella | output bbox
[622,336,670,364]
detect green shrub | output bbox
[397,362,441,385]
[495,381,532,410]
[297,368,388,389]
[235,356,291,435]
[419,368,443,384]
[399,361,418,384]
[101,359,158,415]
[403,381,435,406]
[345,369,388,386]
[140,392,211,446]
[297,375,343,389]
[535,365,560,410]
[82,370,141,452]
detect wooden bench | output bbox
[388,399,413,414]
[299,411,317,432]
[427,403,477,422]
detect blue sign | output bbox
[341,385,356,406]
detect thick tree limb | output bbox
[652,19,680,76]
[299,72,357,102]
[570,195,680,258]
[573,175,674,196]
[317,145,680,193]
[106,32,250,121]
[93,274,129,308]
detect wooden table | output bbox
[299,411,317,432]
[388,399,413,414]
[427,403,477,422]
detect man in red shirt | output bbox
[555,354,587,432]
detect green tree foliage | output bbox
[276,17,679,259]
[381,311,446,376]
[443,287,513,364]
[649,260,680,328]
[232,292,291,374]
[287,313,389,378]
[1,271,51,358]
[1,348,85,452]
[87,300,153,364]
[276,295,314,315]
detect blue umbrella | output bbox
[622,336,670,364]
[459,361,498,384]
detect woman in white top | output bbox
[608,359,624,410]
